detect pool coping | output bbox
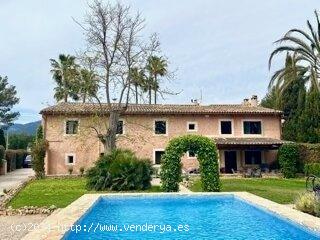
[22,192,320,240]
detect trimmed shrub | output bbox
[160,135,220,192]
[278,143,299,178]
[0,145,5,166]
[304,163,320,177]
[86,149,153,191]
[15,149,28,169]
[5,150,17,172]
[31,139,48,179]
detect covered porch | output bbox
[214,137,288,174]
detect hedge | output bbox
[160,135,220,192]
[304,163,320,177]
[5,149,29,172]
[278,143,299,178]
[0,145,5,166]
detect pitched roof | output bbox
[214,137,288,146]
[40,102,282,116]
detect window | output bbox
[220,121,232,134]
[155,150,165,164]
[116,120,124,135]
[154,120,167,135]
[65,154,75,165]
[245,151,262,165]
[187,122,197,132]
[243,121,261,134]
[65,120,78,135]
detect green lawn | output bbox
[190,178,306,204]
[9,178,162,209]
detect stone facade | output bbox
[42,104,283,175]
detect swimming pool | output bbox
[63,194,320,240]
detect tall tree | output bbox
[50,54,78,102]
[298,85,320,143]
[0,76,19,127]
[146,56,168,104]
[77,1,149,152]
[269,10,320,92]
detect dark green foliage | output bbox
[0,76,19,126]
[15,149,28,169]
[86,149,153,191]
[31,139,48,179]
[160,135,220,192]
[278,143,299,178]
[8,134,34,150]
[297,86,320,143]
[5,150,17,172]
[304,163,320,177]
[0,129,6,148]
[0,145,5,166]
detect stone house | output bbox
[40,95,285,175]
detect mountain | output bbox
[7,121,41,135]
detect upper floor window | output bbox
[245,151,261,165]
[243,121,261,134]
[66,120,78,135]
[116,120,124,135]
[154,120,167,135]
[220,121,232,134]
[187,122,197,132]
[188,150,196,158]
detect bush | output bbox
[278,143,299,178]
[86,149,153,191]
[79,166,85,176]
[160,135,220,192]
[295,192,320,217]
[31,139,48,179]
[5,150,17,172]
[304,163,320,177]
[0,145,5,166]
[15,149,28,169]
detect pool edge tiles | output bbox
[21,192,320,240]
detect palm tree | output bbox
[146,56,168,104]
[129,67,145,104]
[77,68,99,103]
[50,54,78,102]
[269,10,320,92]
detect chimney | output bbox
[243,98,250,106]
[250,95,258,107]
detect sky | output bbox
[0,0,318,123]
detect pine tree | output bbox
[298,85,320,143]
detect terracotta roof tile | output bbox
[40,102,282,116]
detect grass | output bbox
[9,178,162,209]
[189,178,306,204]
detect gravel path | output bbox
[0,215,47,240]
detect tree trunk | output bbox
[148,86,152,104]
[104,110,120,154]
[135,84,138,104]
[154,89,157,104]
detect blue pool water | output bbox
[63,195,320,240]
